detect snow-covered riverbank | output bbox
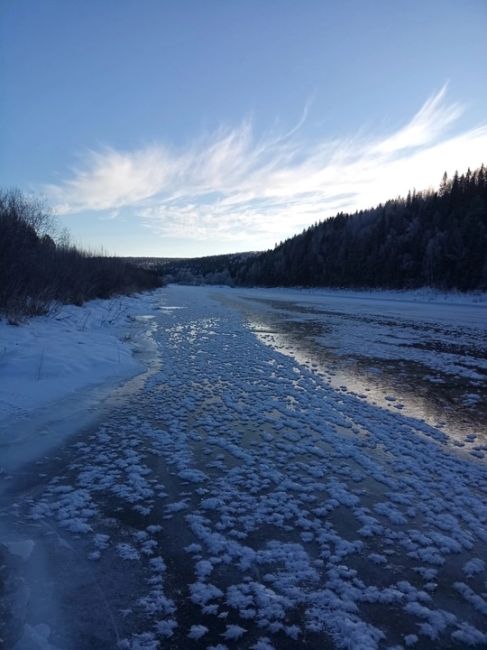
[228,286,487,306]
[0,291,163,423]
[0,291,165,473]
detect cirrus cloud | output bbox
[45,85,487,249]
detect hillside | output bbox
[160,252,257,286]
[165,166,487,291]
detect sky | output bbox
[1,1,486,258]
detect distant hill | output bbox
[121,256,184,269]
[161,252,258,286]
[163,165,487,291]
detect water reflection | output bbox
[222,295,486,451]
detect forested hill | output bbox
[162,252,257,286]
[164,165,487,291]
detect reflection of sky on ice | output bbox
[244,301,487,449]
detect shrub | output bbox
[0,190,164,320]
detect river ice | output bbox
[0,285,486,649]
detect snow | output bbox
[0,290,161,471]
[451,623,487,645]
[222,624,247,640]
[463,557,485,577]
[229,285,487,306]
[1,284,486,648]
[228,285,487,382]
[404,634,418,646]
[0,295,150,419]
[187,624,208,639]
[117,543,140,560]
[154,619,177,637]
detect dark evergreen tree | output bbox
[164,165,487,291]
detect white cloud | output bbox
[373,84,463,154]
[46,146,175,212]
[45,87,487,249]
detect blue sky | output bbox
[1,1,486,257]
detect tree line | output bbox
[162,165,487,291]
[0,190,163,321]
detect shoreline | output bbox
[0,289,163,473]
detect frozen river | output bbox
[1,285,486,649]
[218,287,487,446]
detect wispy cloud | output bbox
[372,84,463,154]
[45,86,487,248]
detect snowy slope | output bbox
[0,291,167,475]
[0,292,163,422]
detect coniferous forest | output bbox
[163,165,487,291]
